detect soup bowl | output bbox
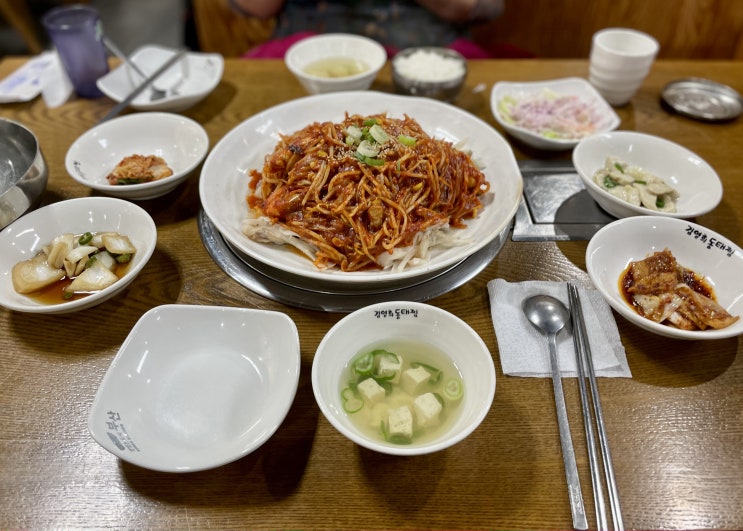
[312,301,495,455]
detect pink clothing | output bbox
[242,32,498,59]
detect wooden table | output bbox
[1,57,742,530]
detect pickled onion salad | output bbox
[498,89,607,140]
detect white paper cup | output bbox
[589,27,659,106]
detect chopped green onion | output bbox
[341,387,364,413]
[656,197,665,208]
[614,162,625,173]
[603,175,617,189]
[368,124,389,143]
[634,179,647,185]
[352,352,374,377]
[85,255,98,269]
[397,134,416,146]
[443,378,463,401]
[78,232,93,245]
[356,139,380,157]
[115,253,132,264]
[62,291,74,300]
[363,118,378,126]
[354,152,384,166]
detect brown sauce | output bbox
[25,260,132,305]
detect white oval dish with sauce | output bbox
[586,216,743,340]
[0,197,156,314]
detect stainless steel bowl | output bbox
[392,47,467,102]
[0,118,48,229]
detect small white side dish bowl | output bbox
[66,112,209,200]
[491,77,620,150]
[573,131,723,218]
[89,305,300,473]
[285,33,386,94]
[312,301,495,455]
[0,197,156,314]
[586,216,743,340]
[96,44,224,112]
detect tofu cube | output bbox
[377,354,402,384]
[413,392,443,428]
[400,366,430,396]
[388,405,413,441]
[357,377,385,406]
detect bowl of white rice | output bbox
[392,47,467,102]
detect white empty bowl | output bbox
[0,196,156,314]
[285,33,386,94]
[573,131,723,218]
[491,77,620,151]
[586,216,743,340]
[66,112,209,200]
[96,45,224,112]
[89,305,300,472]
[312,301,495,455]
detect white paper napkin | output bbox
[487,279,631,378]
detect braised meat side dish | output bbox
[620,248,739,330]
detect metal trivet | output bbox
[513,159,615,241]
[198,210,510,313]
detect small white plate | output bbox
[66,112,209,200]
[89,305,300,472]
[586,216,743,340]
[96,44,223,112]
[491,77,620,150]
[573,131,723,219]
[0,197,156,314]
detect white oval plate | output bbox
[96,45,223,112]
[199,91,522,286]
[0,197,157,314]
[586,216,743,340]
[89,305,300,472]
[491,77,620,151]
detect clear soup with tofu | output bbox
[340,340,463,445]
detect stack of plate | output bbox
[198,92,523,312]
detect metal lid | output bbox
[661,78,743,122]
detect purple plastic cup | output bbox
[42,5,109,98]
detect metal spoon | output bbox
[523,294,588,530]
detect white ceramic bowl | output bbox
[89,305,300,472]
[96,45,224,112]
[573,131,723,218]
[312,301,495,455]
[0,197,156,314]
[285,33,386,94]
[586,216,743,340]
[490,77,620,151]
[66,112,209,200]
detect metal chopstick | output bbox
[568,283,608,530]
[568,283,624,531]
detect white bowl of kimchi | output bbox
[491,77,620,151]
[586,216,743,340]
[199,91,522,287]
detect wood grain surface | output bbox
[1,57,742,530]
